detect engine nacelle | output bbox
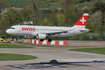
[25,35,34,38]
[36,34,46,39]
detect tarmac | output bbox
[0,41,105,70]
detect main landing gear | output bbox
[40,39,44,42]
[48,38,52,42]
[40,38,52,42]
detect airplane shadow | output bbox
[27,59,105,65]
[8,59,105,69]
[26,59,105,68]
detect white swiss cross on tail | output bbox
[74,13,89,28]
[80,17,86,24]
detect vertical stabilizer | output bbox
[73,13,89,28]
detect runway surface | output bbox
[0,43,105,70]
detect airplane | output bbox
[6,13,89,42]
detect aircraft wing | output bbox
[32,30,68,36]
[40,31,68,36]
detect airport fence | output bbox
[30,39,68,46]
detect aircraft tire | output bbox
[48,39,52,42]
[40,39,44,42]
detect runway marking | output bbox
[51,49,55,52]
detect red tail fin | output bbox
[74,13,89,28]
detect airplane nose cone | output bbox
[6,29,10,34]
[6,30,8,33]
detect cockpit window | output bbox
[9,27,15,29]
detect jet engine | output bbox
[25,35,34,38]
[36,34,46,39]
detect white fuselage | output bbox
[6,25,89,38]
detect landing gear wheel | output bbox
[40,39,44,42]
[48,39,52,42]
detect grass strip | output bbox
[0,53,37,61]
[0,44,33,48]
[70,48,105,55]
